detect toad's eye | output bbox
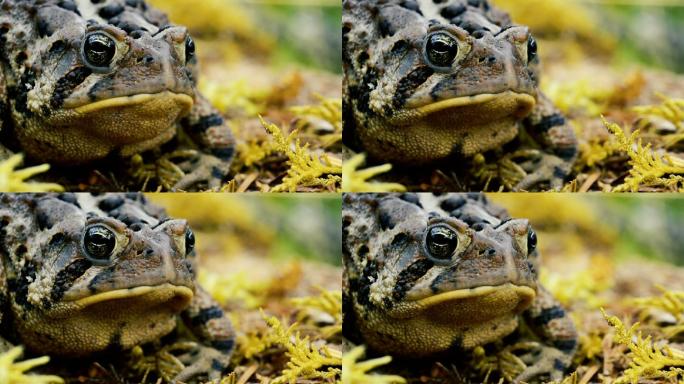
[527,227,537,254]
[425,32,458,68]
[83,32,117,68]
[426,225,458,261]
[185,227,195,255]
[83,225,116,264]
[527,35,537,63]
[185,35,195,63]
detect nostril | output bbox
[486,56,496,64]
[130,30,144,39]
[144,248,154,257]
[472,223,485,231]
[130,223,143,232]
[472,30,486,39]
[484,248,496,257]
[142,55,154,64]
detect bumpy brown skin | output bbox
[0,193,235,382]
[0,0,234,190]
[342,0,578,190]
[342,193,577,383]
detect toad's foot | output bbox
[172,151,231,191]
[513,342,570,383]
[510,149,570,191]
[166,341,231,383]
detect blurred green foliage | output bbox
[588,3,684,73]
[592,195,684,266]
[249,194,342,265]
[250,2,342,73]
[492,194,684,267]
[151,194,342,266]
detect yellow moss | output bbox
[577,330,604,362]
[544,79,612,117]
[342,346,406,384]
[290,96,343,148]
[291,288,341,322]
[633,94,684,148]
[602,117,684,192]
[633,95,684,131]
[631,285,684,323]
[0,346,63,384]
[629,286,684,339]
[260,311,341,384]
[541,256,613,308]
[236,329,276,361]
[577,138,618,170]
[236,139,273,169]
[342,154,406,192]
[0,154,63,192]
[601,308,684,384]
[291,288,342,339]
[259,117,342,192]
[200,270,268,309]
[200,79,266,117]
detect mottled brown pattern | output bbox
[0,0,234,189]
[343,193,577,383]
[342,0,578,190]
[0,193,234,382]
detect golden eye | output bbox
[83,32,117,68]
[425,32,458,68]
[426,225,458,260]
[83,225,116,264]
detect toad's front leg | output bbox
[516,93,578,191]
[516,286,577,383]
[175,94,235,191]
[174,286,235,382]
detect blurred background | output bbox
[495,0,684,74]
[148,0,341,74]
[150,194,341,266]
[491,194,684,267]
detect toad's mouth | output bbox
[23,283,195,356]
[405,91,535,120]
[37,92,194,163]
[380,92,536,160]
[387,283,536,323]
[54,92,194,141]
[62,92,194,114]
[48,283,194,318]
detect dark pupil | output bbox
[185,228,195,254]
[185,36,195,62]
[84,33,116,67]
[527,228,537,254]
[427,33,458,67]
[427,226,457,259]
[84,225,116,260]
[527,36,537,62]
